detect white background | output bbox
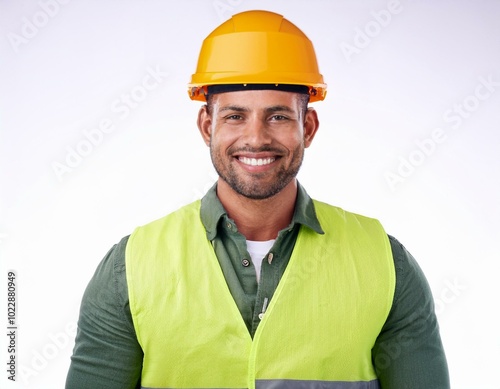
[1,0,499,388]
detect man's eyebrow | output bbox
[265,105,296,114]
[218,105,249,113]
[217,104,297,116]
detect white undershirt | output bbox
[246,239,275,282]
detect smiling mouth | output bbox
[238,156,276,166]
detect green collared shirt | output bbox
[66,183,450,389]
[201,183,324,336]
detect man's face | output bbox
[198,89,318,200]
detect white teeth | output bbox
[239,157,275,166]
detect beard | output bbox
[210,143,304,200]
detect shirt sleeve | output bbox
[372,235,450,388]
[65,236,143,389]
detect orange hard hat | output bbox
[188,10,327,102]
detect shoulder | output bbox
[374,235,450,387]
[310,200,426,299]
[386,235,433,307]
[88,235,130,284]
[78,234,136,335]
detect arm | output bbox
[372,236,450,388]
[65,236,143,389]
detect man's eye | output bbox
[226,115,242,120]
[271,115,287,121]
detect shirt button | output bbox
[267,253,274,264]
[242,259,250,267]
[226,222,232,229]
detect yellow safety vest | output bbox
[126,200,395,389]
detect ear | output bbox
[303,107,319,148]
[197,104,212,146]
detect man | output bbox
[66,10,449,389]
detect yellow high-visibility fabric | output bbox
[126,200,395,389]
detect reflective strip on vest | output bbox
[127,200,395,389]
[141,379,380,389]
[256,379,380,389]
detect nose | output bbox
[243,117,272,147]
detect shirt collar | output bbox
[200,181,324,241]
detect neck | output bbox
[216,179,298,241]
